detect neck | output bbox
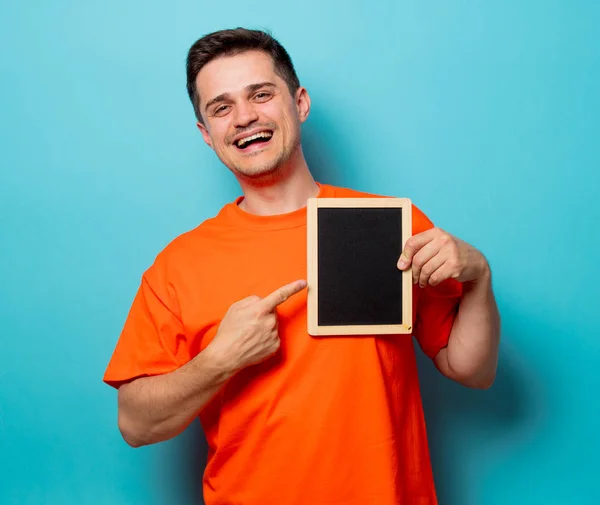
[236,148,319,216]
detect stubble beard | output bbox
[229,133,301,183]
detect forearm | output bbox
[117,346,232,447]
[435,267,501,388]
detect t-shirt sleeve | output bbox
[411,204,463,360]
[413,279,462,359]
[103,261,188,389]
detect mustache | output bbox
[228,123,277,144]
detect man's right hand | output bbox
[116,279,308,447]
[206,279,308,375]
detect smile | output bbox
[234,131,273,151]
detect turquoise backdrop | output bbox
[1,1,598,504]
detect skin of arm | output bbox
[117,346,231,447]
[116,279,307,447]
[398,228,500,389]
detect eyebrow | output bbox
[204,82,277,113]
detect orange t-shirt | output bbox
[104,182,462,505]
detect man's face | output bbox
[195,50,310,180]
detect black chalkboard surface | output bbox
[307,197,413,336]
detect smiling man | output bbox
[103,28,500,505]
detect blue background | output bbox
[1,1,599,504]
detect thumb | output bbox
[397,252,411,270]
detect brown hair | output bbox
[186,28,301,123]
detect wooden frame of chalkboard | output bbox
[307,197,413,336]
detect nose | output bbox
[233,100,259,128]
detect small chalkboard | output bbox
[307,197,413,336]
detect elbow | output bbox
[481,369,497,389]
[117,407,176,448]
[468,372,496,390]
[121,432,146,449]
[442,353,497,390]
[456,367,497,390]
[117,382,158,448]
[441,346,498,390]
[122,436,145,449]
[118,412,149,448]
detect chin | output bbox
[230,153,287,179]
[222,142,297,182]
[236,163,281,181]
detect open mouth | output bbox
[234,131,273,151]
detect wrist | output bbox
[464,261,492,294]
[198,342,237,385]
[478,260,491,283]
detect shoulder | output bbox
[323,183,385,199]
[322,183,436,234]
[143,209,229,284]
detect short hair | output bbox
[186,28,301,123]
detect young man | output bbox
[104,28,500,505]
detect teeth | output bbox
[237,131,272,147]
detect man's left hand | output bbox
[397,228,489,288]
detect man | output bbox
[104,28,500,505]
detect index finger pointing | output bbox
[260,279,308,312]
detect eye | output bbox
[213,105,230,116]
[254,92,272,101]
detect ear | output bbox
[295,87,311,124]
[196,121,213,149]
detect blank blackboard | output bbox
[307,198,413,336]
